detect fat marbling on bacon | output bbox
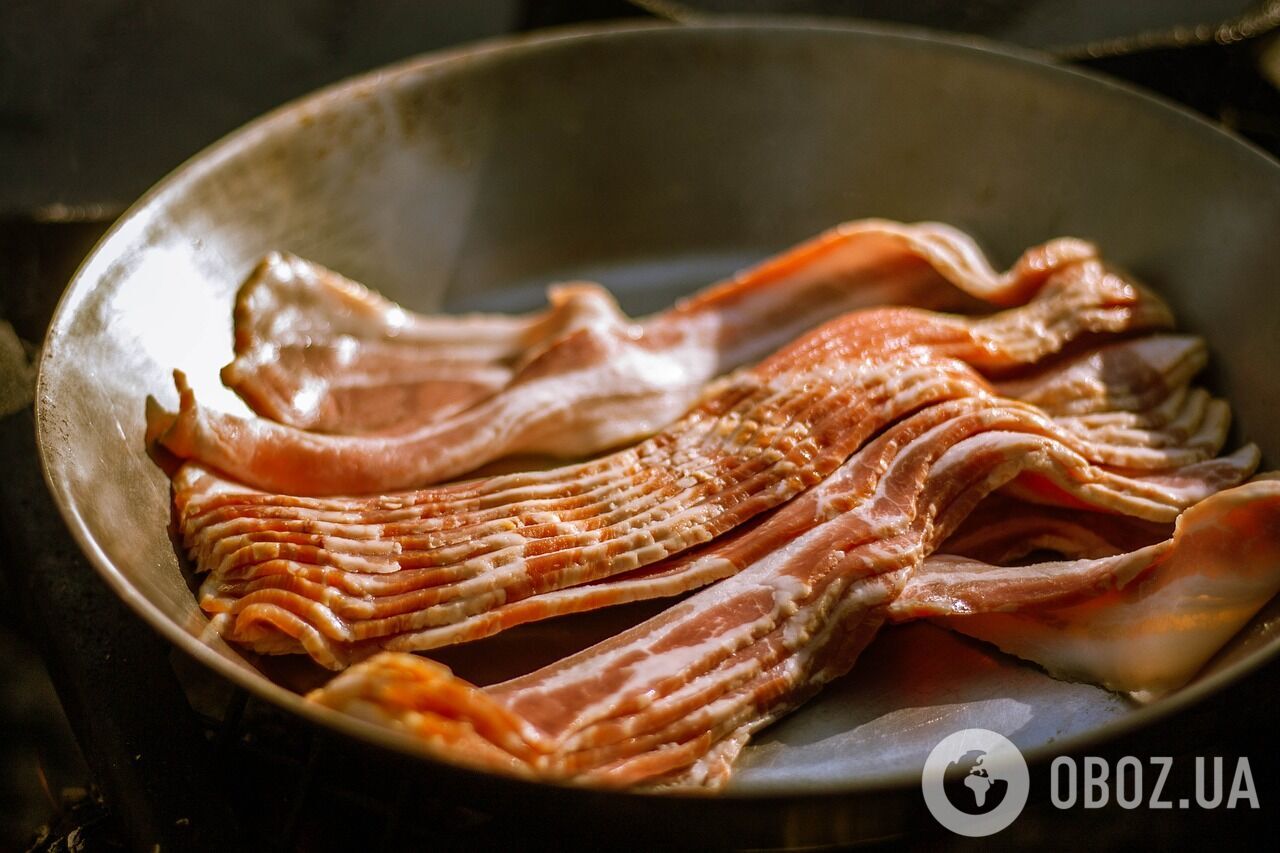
[148,221,1280,791]
[305,425,1277,789]
[173,260,1182,668]
[220,221,1093,439]
[152,221,1097,494]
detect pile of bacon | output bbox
[148,220,1280,790]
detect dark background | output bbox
[3,1,1280,850]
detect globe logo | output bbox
[944,749,1009,814]
[922,729,1029,836]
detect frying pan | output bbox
[633,0,1279,58]
[35,20,1280,847]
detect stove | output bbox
[3,3,1280,850]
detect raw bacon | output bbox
[348,337,1238,657]
[912,475,1280,700]
[175,269,1174,666]
[305,415,1274,789]
[153,258,1166,495]
[931,494,1173,564]
[223,222,1094,439]
[224,252,631,434]
[147,221,1280,793]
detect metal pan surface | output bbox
[35,19,1280,845]
[636,0,1273,58]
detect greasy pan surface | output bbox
[35,17,1280,830]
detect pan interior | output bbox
[36,22,1280,797]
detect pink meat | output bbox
[175,270,1174,666]
[304,410,1272,789]
[224,222,1094,438]
[153,258,1166,495]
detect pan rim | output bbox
[34,16,1280,802]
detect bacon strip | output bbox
[910,475,1280,700]
[304,405,1270,790]
[222,222,1094,439]
[154,260,1166,495]
[994,333,1207,415]
[174,271,1175,666]
[180,354,987,667]
[176,316,1227,666]
[223,253,631,434]
[145,217,1280,796]
[931,494,1173,564]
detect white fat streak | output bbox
[1054,386,1203,448]
[231,598,352,649]
[228,478,773,625]
[499,312,723,458]
[943,429,1256,522]
[1053,411,1221,471]
[204,533,402,576]
[435,498,729,604]
[184,437,652,521]
[810,368,990,520]
[999,335,1203,414]
[404,364,883,620]
[182,452,648,539]
[512,414,947,716]
[941,480,1280,699]
[381,555,745,653]
[217,542,402,576]
[248,496,736,629]
[510,527,831,727]
[195,373,802,599]
[572,570,901,767]
[894,547,1157,618]
[324,358,854,605]
[559,656,770,753]
[195,516,387,549]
